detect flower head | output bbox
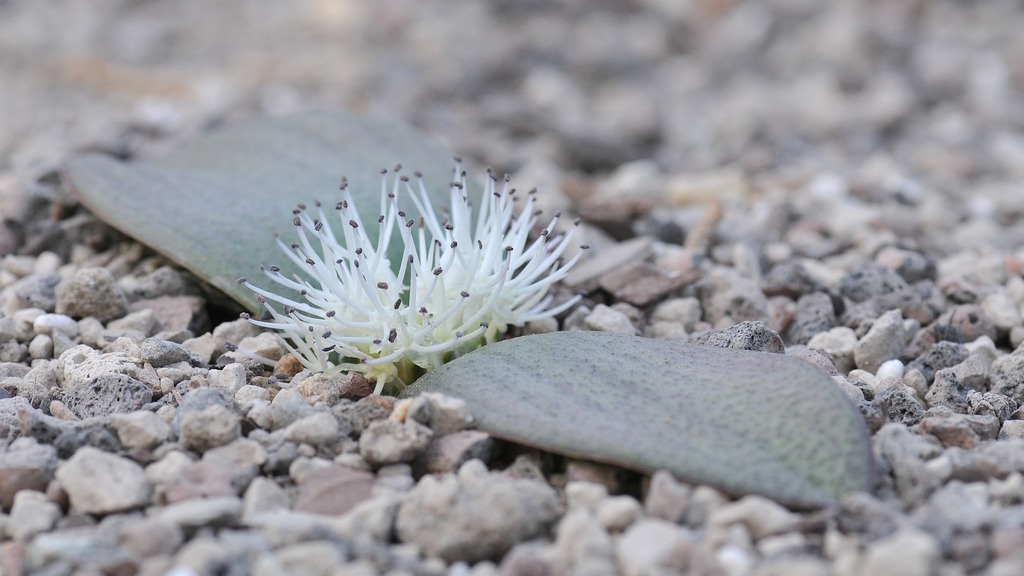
[239,163,586,395]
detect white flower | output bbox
[239,163,586,395]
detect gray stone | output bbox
[155,495,242,530]
[292,465,374,516]
[27,334,52,359]
[616,519,691,576]
[201,437,267,492]
[649,297,702,332]
[179,404,241,453]
[55,446,152,514]
[414,429,495,475]
[17,406,120,459]
[62,373,152,418]
[258,541,349,576]
[182,332,217,365]
[854,309,905,373]
[419,392,474,436]
[878,382,925,426]
[395,460,560,562]
[9,273,61,312]
[54,267,128,322]
[966,390,1016,421]
[118,517,184,558]
[57,344,144,390]
[707,495,799,540]
[925,368,969,412]
[999,419,1024,440]
[563,236,654,293]
[583,304,639,335]
[332,493,399,543]
[698,320,784,353]
[211,318,263,358]
[991,350,1024,403]
[242,476,291,520]
[982,292,1023,336]
[270,387,316,430]
[644,470,691,523]
[860,527,940,576]
[596,495,642,532]
[907,340,968,383]
[875,246,936,283]
[359,419,433,466]
[235,384,270,405]
[761,261,825,299]
[170,387,232,434]
[7,490,60,540]
[141,338,194,368]
[951,352,991,392]
[553,509,615,574]
[283,412,340,446]
[209,362,247,397]
[110,410,171,451]
[839,265,930,325]
[695,267,770,325]
[106,308,159,338]
[787,292,836,345]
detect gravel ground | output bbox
[4,0,1024,575]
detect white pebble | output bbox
[875,359,904,381]
[33,313,79,339]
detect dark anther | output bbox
[460,291,470,298]
[394,298,402,309]
[236,277,247,284]
[433,267,443,275]
[305,258,315,266]
[377,281,389,290]
[388,328,397,343]
[269,265,280,272]
[349,219,358,228]
[293,217,301,226]
[326,310,336,317]
[322,331,332,339]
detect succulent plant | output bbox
[240,164,586,394]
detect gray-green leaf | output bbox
[402,330,873,508]
[63,111,459,313]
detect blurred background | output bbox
[2,0,1024,245]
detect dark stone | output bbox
[787,292,836,345]
[879,382,925,426]
[761,261,825,298]
[697,320,784,353]
[17,408,120,459]
[907,341,969,383]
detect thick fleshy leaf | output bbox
[402,331,873,508]
[63,111,459,313]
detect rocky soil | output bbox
[4,0,1024,575]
